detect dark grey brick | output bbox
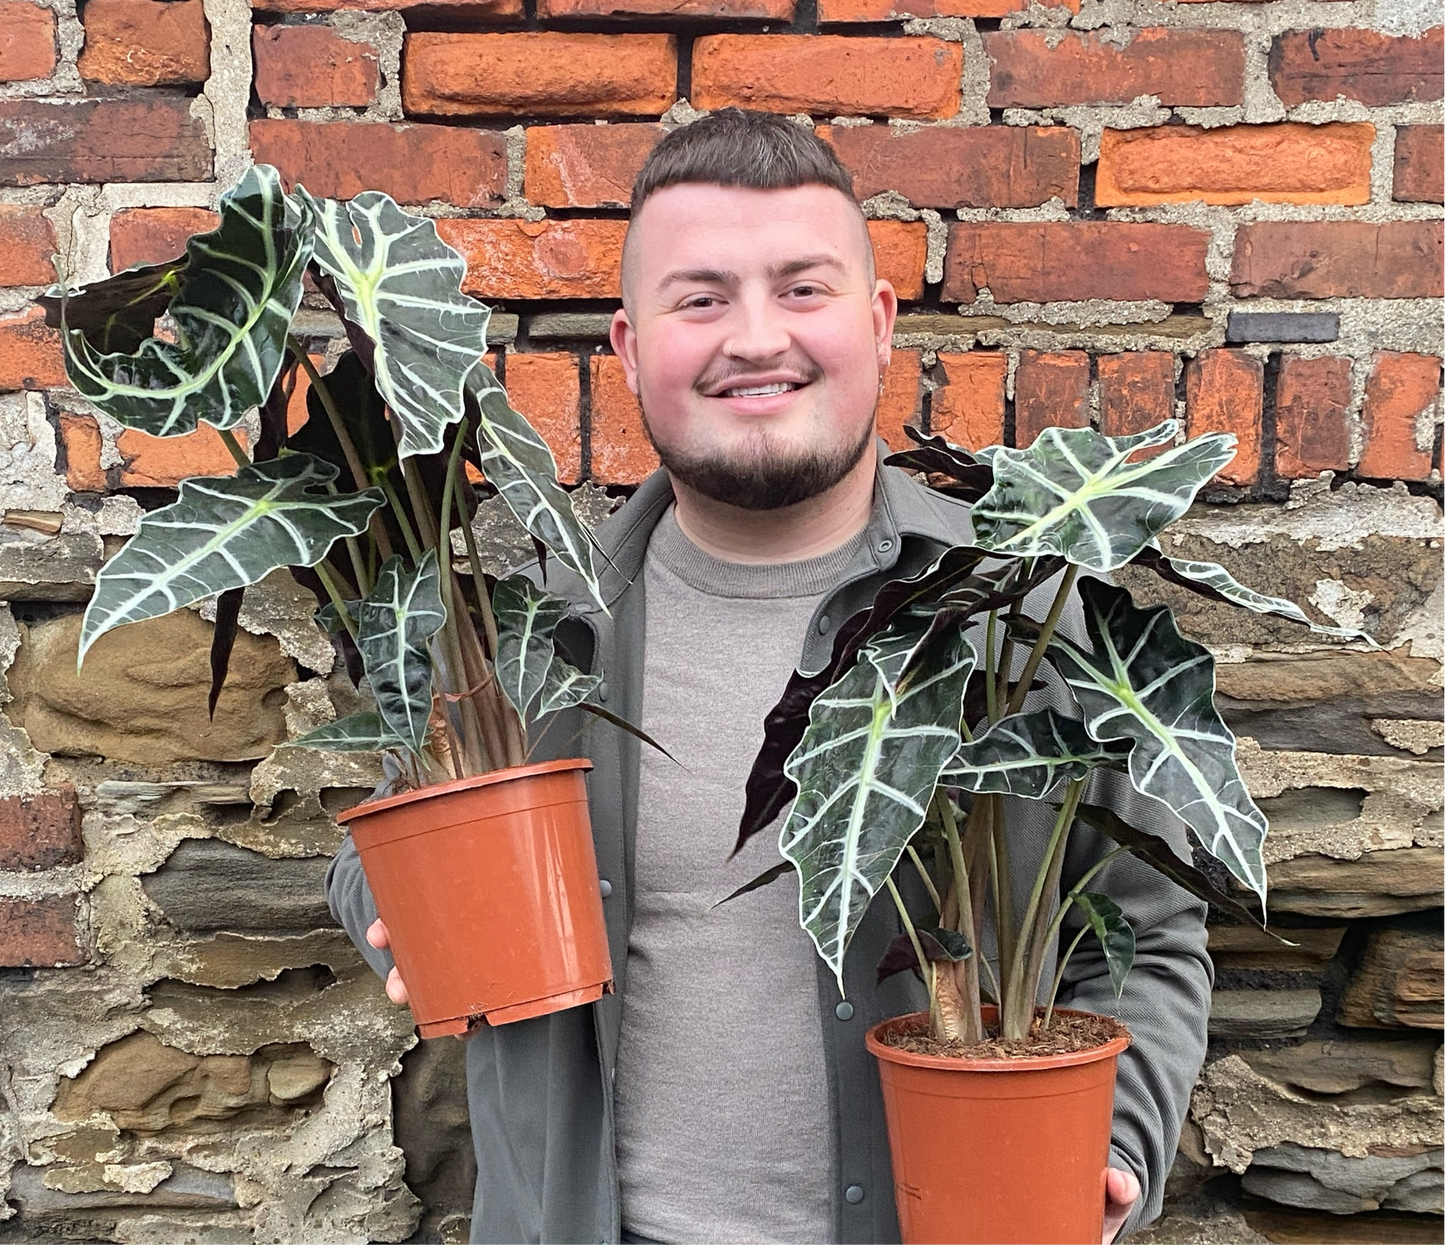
[1226,311,1340,344]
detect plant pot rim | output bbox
[335,757,594,825]
[866,1009,1131,1073]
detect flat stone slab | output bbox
[1226,310,1340,343]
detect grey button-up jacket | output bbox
[326,454,1213,1244]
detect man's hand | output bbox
[1103,1166,1140,1244]
[366,918,410,1005]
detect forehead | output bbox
[625,182,871,284]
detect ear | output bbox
[610,308,640,396]
[871,278,899,373]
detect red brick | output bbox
[252,119,506,207]
[692,35,964,121]
[0,895,84,967]
[1096,123,1373,208]
[0,99,212,186]
[0,787,82,871]
[0,306,66,391]
[78,0,208,85]
[1274,355,1351,479]
[403,33,676,119]
[1185,349,1262,486]
[58,413,107,492]
[1358,353,1440,482]
[1394,126,1444,204]
[931,352,1006,451]
[588,354,659,485]
[253,25,378,108]
[819,124,1078,209]
[1015,350,1088,447]
[984,28,1244,108]
[109,206,219,274]
[524,124,662,209]
[117,425,247,487]
[0,205,56,286]
[1098,351,1175,453]
[877,349,923,450]
[1230,221,1444,300]
[256,0,518,12]
[503,353,581,485]
[542,0,789,16]
[819,0,1074,21]
[437,218,625,300]
[1271,27,1442,107]
[943,222,1210,306]
[0,1,56,81]
[867,220,926,301]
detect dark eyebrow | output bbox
[768,254,847,280]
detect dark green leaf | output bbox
[292,711,403,752]
[876,926,973,984]
[41,258,186,355]
[207,587,244,720]
[942,707,1129,799]
[1072,892,1134,998]
[356,551,446,756]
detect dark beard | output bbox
[639,407,876,511]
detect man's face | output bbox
[611,182,898,510]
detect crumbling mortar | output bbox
[201,0,256,191]
[0,0,82,101]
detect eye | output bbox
[681,293,721,310]
[787,283,823,299]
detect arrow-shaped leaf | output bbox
[884,426,996,503]
[1047,576,1268,904]
[41,257,187,355]
[292,711,403,752]
[80,454,385,665]
[55,165,314,436]
[492,573,569,725]
[298,189,491,460]
[971,420,1238,572]
[356,551,446,756]
[877,926,972,985]
[781,619,977,991]
[942,707,1129,799]
[1071,892,1134,998]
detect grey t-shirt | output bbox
[614,507,865,1244]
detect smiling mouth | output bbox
[715,381,804,398]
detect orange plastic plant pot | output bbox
[338,758,614,1039]
[866,1007,1131,1245]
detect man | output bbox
[326,109,1212,1245]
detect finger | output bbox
[365,918,390,950]
[385,966,409,1005]
[1106,1167,1141,1206]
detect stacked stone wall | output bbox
[0,0,1440,1238]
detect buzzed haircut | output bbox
[622,108,874,305]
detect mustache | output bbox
[694,361,822,394]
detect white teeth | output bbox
[723,382,796,397]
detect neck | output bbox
[668,450,876,565]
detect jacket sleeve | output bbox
[325,833,396,982]
[1056,766,1213,1239]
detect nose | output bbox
[722,286,791,363]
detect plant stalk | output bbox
[984,609,1000,724]
[1004,564,1079,717]
[905,844,941,912]
[1040,845,1131,952]
[313,561,358,643]
[378,476,423,563]
[885,874,947,1038]
[935,791,984,1042]
[1042,926,1091,1029]
[217,428,249,470]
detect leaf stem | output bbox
[378,475,423,563]
[984,609,999,724]
[1005,563,1079,717]
[935,790,984,1042]
[217,428,249,470]
[906,844,941,912]
[884,874,934,1008]
[458,501,501,661]
[1040,844,1131,952]
[1041,926,1090,1029]
[312,561,357,643]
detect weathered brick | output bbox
[0,99,211,186]
[1096,123,1372,207]
[255,0,518,12]
[403,33,676,118]
[984,28,1244,108]
[110,206,219,273]
[78,0,208,86]
[0,894,84,968]
[0,306,66,391]
[1357,353,1441,482]
[253,25,378,108]
[589,354,658,485]
[0,205,56,286]
[117,426,246,488]
[1098,352,1175,451]
[542,0,789,16]
[0,1,56,81]
[1394,126,1444,204]
[819,0,1074,21]
[931,352,1006,451]
[251,120,506,207]
[943,222,1210,305]
[524,124,662,209]
[692,35,963,120]
[1230,222,1444,300]
[878,349,923,449]
[1274,355,1351,479]
[1185,349,1262,486]
[1271,26,1442,107]
[867,220,926,301]
[437,218,625,300]
[820,124,1078,209]
[58,413,107,492]
[1015,350,1088,447]
[503,353,581,485]
[0,787,82,871]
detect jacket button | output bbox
[597,681,609,702]
[835,1001,854,1021]
[817,614,830,635]
[845,1184,865,1205]
[599,879,613,898]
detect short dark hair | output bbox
[631,108,859,211]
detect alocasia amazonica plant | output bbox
[44,164,625,788]
[736,420,1372,1044]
